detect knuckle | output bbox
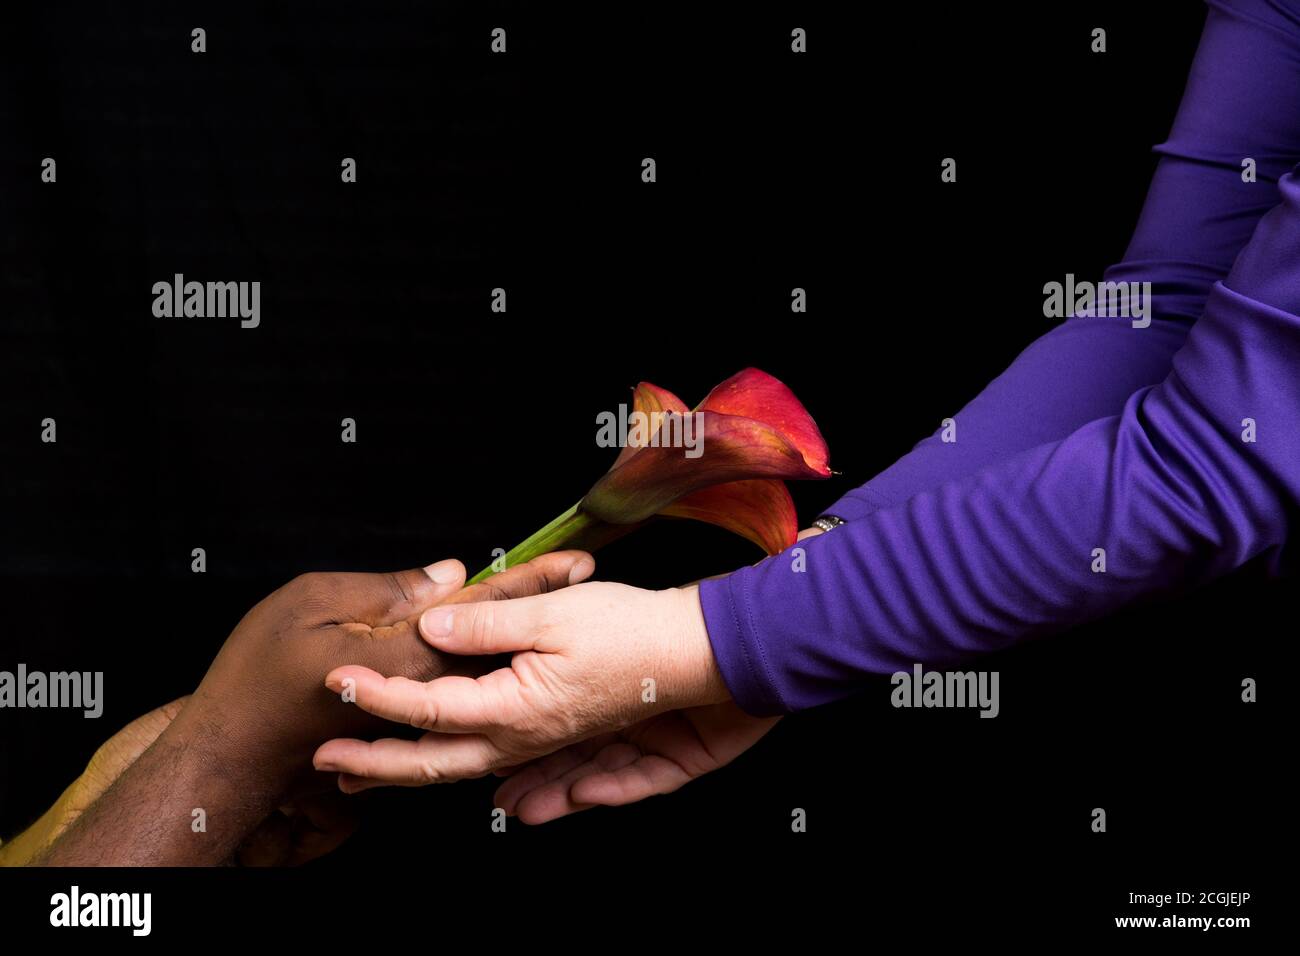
[281,572,350,628]
[289,571,327,596]
[467,602,497,650]
[556,709,585,741]
[410,691,439,731]
[286,572,339,610]
[381,571,413,608]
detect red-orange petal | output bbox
[583,410,827,524]
[659,479,798,555]
[612,381,691,469]
[633,381,689,416]
[695,368,831,476]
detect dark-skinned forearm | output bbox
[34,725,281,866]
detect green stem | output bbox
[468,503,639,584]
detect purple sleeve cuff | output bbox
[698,572,788,716]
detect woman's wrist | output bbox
[667,585,731,707]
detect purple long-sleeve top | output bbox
[699,0,1300,715]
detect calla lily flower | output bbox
[468,368,831,584]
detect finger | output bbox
[286,813,358,865]
[451,550,595,606]
[512,742,645,825]
[284,794,359,866]
[343,561,470,629]
[418,594,547,656]
[325,668,436,729]
[334,773,387,794]
[567,754,693,808]
[492,736,614,814]
[314,734,507,786]
[493,750,588,815]
[237,811,293,867]
[324,667,523,732]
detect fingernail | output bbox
[425,559,462,584]
[568,557,595,585]
[340,776,374,795]
[314,758,337,772]
[420,607,454,637]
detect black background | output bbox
[0,0,1277,939]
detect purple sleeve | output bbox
[830,0,1300,524]
[703,183,1300,712]
[701,1,1300,715]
